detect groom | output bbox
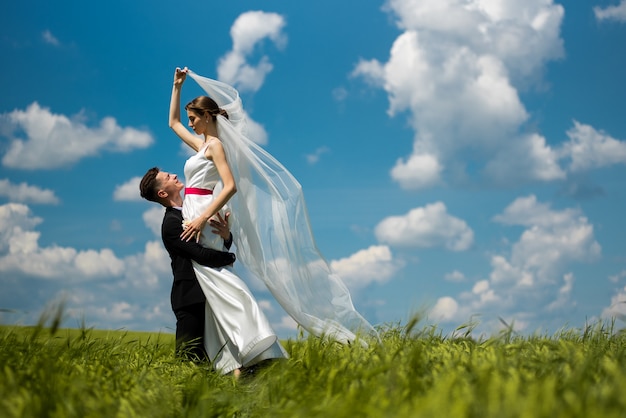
[139,166,235,362]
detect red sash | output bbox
[184,187,213,195]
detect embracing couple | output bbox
[140,68,377,377]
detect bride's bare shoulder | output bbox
[204,137,225,158]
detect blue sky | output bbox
[1,0,626,338]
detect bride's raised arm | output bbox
[169,67,203,152]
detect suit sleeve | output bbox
[224,233,233,250]
[162,213,236,267]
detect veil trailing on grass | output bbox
[187,70,377,344]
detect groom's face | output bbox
[156,171,184,198]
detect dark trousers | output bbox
[174,302,208,363]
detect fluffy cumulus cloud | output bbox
[375,201,473,251]
[217,11,287,93]
[209,11,285,146]
[0,203,42,253]
[0,103,153,169]
[142,206,165,237]
[0,202,176,331]
[483,133,565,184]
[353,0,567,188]
[113,177,142,201]
[594,0,626,22]
[0,179,59,204]
[558,121,626,172]
[602,285,626,321]
[121,240,171,290]
[601,270,626,322]
[390,152,443,189]
[429,195,601,334]
[59,288,172,331]
[430,296,459,322]
[330,245,404,290]
[243,115,269,146]
[0,203,125,280]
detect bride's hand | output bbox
[181,215,207,242]
[173,67,188,86]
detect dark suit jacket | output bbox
[161,206,235,311]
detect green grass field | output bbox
[1,313,625,418]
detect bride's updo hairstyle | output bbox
[185,96,229,122]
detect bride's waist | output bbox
[184,187,213,195]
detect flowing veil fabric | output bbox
[187,70,378,344]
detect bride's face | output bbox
[187,110,206,134]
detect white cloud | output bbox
[430,296,458,321]
[42,30,60,46]
[143,206,165,237]
[73,249,125,277]
[484,133,565,183]
[330,245,403,290]
[493,194,581,228]
[114,176,142,201]
[122,240,171,290]
[0,179,60,204]
[193,11,283,146]
[493,196,600,282]
[70,299,147,324]
[0,103,153,169]
[609,270,626,284]
[0,202,182,333]
[276,315,299,332]
[217,11,287,93]
[472,279,498,305]
[390,152,442,189]
[375,201,473,251]
[385,0,564,83]
[332,87,348,102]
[60,290,173,332]
[558,121,626,172]
[305,146,330,165]
[601,285,626,322]
[430,195,601,333]
[594,1,626,22]
[0,204,125,281]
[445,270,466,282]
[353,0,566,188]
[546,272,575,311]
[0,203,42,253]
[243,114,268,145]
[258,299,274,312]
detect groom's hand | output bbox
[210,212,231,240]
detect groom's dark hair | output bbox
[139,167,161,203]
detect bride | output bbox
[169,67,378,371]
[170,67,286,375]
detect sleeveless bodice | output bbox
[184,145,220,189]
[182,144,223,251]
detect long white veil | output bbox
[187,70,378,344]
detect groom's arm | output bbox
[162,214,235,267]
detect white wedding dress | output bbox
[183,145,287,374]
[185,71,379,345]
